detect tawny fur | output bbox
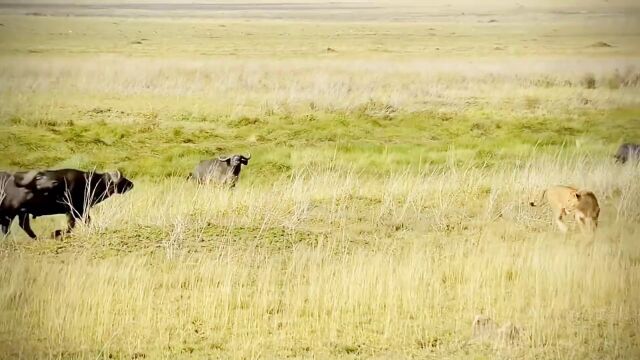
[530,185,600,233]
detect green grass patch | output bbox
[2,106,639,179]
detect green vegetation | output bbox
[3,106,640,178]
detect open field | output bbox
[2,156,640,359]
[1,1,640,359]
[1,0,640,21]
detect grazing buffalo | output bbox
[614,143,640,164]
[1,169,133,239]
[189,154,251,187]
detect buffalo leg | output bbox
[0,217,11,237]
[70,208,92,227]
[53,213,76,239]
[68,213,78,230]
[18,213,37,239]
[53,210,87,239]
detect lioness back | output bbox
[545,185,579,211]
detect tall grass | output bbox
[1,57,639,118]
[1,154,638,359]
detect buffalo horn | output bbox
[109,170,122,182]
[13,170,38,187]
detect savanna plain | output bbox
[1,1,640,358]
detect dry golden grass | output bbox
[1,154,639,359]
[1,3,640,358]
[1,56,639,120]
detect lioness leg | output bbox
[575,211,598,234]
[584,217,598,233]
[575,213,587,233]
[554,208,568,233]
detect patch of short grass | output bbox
[2,106,639,179]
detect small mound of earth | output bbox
[326,47,337,53]
[589,41,613,48]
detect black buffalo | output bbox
[1,169,133,239]
[189,154,251,187]
[1,171,59,238]
[614,143,640,164]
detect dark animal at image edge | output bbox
[0,169,133,239]
[189,154,251,187]
[0,171,59,238]
[614,143,640,164]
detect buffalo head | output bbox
[103,170,134,195]
[218,154,251,167]
[13,170,60,192]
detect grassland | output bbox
[1,2,640,359]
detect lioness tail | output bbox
[529,189,547,207]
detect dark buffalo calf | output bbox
[189,154,251,188]
[614,143,640,164]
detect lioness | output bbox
[529,185,600,233]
